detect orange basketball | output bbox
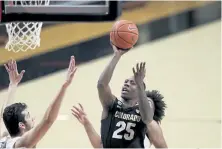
[110,20,139,50]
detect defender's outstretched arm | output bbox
[1,60,25,138]
[72,104,102,148]
[15,56,77,148]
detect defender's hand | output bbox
[133,62,146,85]
[4,59,25,86]
[71,103,89,125]
[64,56,77,87]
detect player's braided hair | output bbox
[146,90,167,122]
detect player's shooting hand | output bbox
[111,43,129,57]
[71,103,89,125]
[64,56,77,87]
[4,59,25,86]
[133,62,146,86]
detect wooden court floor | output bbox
[0,20,221,148]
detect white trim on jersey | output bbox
[144,136,151,148]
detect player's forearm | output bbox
[43,84,67,123]
[137,83,154,124]
[147,122,168,148]
[1,84,17,125]
[84,122,102,148]
[4,84,18,108]
[149,134,168,148]
[97,54,121,86]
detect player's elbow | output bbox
[153,141,168,148]
[142,118,152,125]
[43,114,57,125]
[44,118,55,126]
[42,112,56,126]
[141,114,153,124]
[97,81,106,89]
[92,142,102,148]
[43,104,60,125]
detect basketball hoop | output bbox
[5,0,50,52]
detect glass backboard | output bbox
[0,0,121,22]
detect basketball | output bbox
[110,20,139,50]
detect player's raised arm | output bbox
[147,121,167,148]
[14,56,77,148]
[133,62,154,124]
[0,60,25,138]
[146,91,167,148]
[97,44,126,109]
[71,104,102,148]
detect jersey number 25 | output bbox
[112,121,136,140]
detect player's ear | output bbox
[18,122,26,129]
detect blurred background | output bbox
[0,1,221,148]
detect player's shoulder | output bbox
[110,97,121,105]
[108,98,122,111]
[116,98,123,105]
[0,136,7,143]
[114,98,124,108]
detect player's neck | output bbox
[16,130,26,137]
[121,98,138,107]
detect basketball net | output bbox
[5,0,50,53]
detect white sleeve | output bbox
[6,137,20,149]
[0,136,8,148]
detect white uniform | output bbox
[144,136,151,148]
[0,136,20,149]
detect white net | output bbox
[5,0,50,52]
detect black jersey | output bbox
[101,99,147,148]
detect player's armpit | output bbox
[146,120,168,148]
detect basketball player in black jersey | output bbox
[96,44,167,148]
[72,103,152,148]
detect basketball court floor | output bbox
[0,20,220,148]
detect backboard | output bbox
[0,0,121,22]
